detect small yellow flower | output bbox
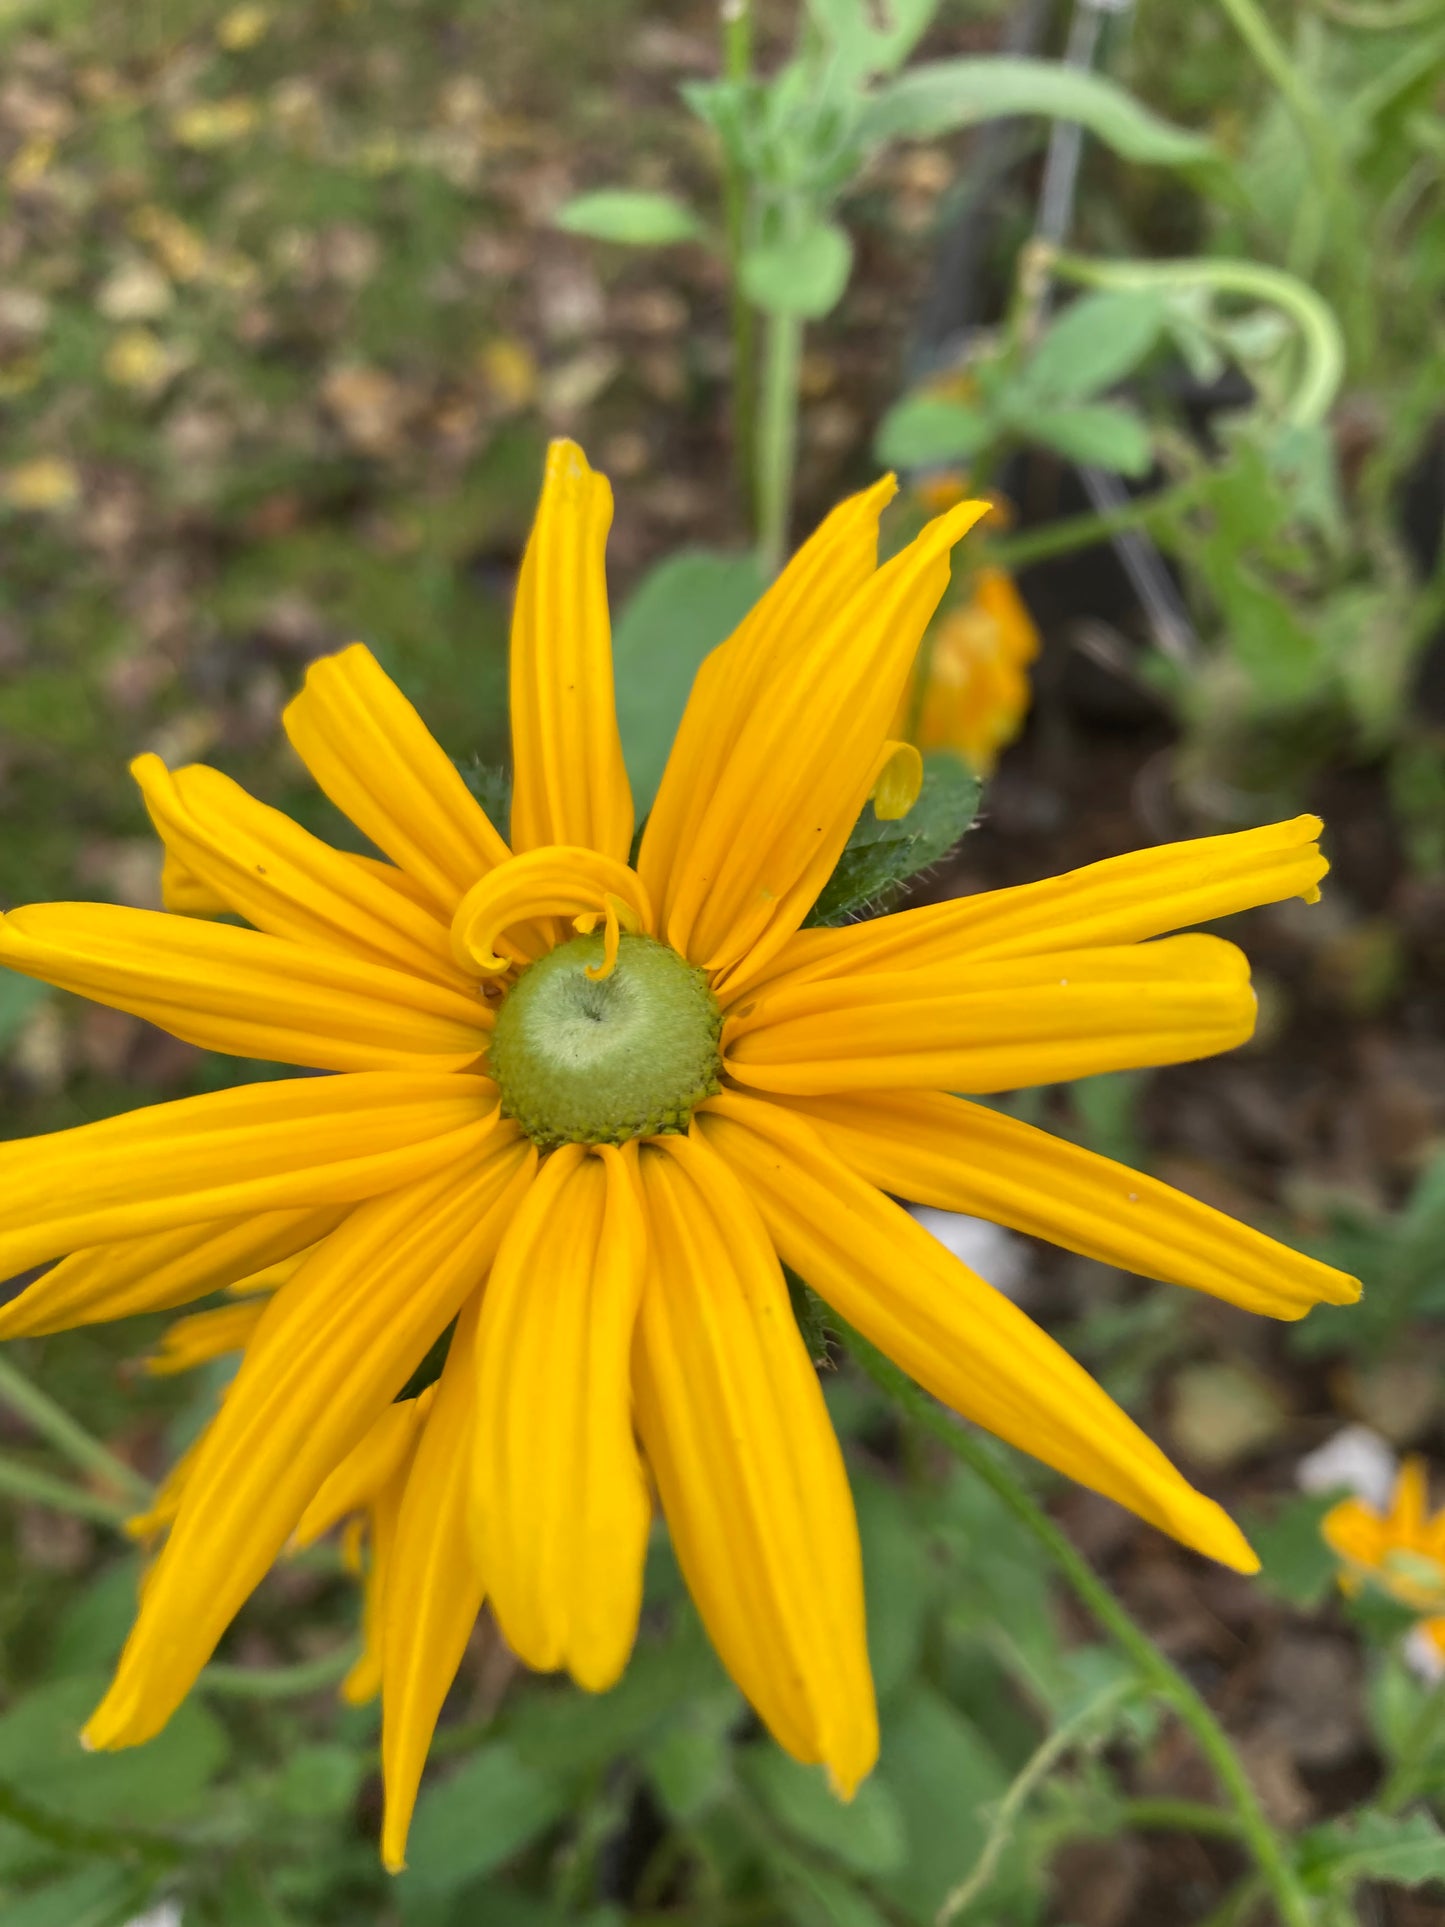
[171,97,259,150]
[0,442,1358,1871]
[478,336,538,412]
[103,327,174,395]
[1324,1458,1445,1656]
[7,136,55,190]
[905,566,1041,775]
[131,206,209,284]
[217,4,271,50]
[2,457,80,513]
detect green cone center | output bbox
[489,932,723,1149]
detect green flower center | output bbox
[489,932,723,1150]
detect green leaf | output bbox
[874,395,992,468]
[0,1866,145,1927]
[553,190,703,247]
[862,58,1221,173]
[807,752,981,926]
[873,1687,1011,1920]
[0,1675,229,1829]
[1023,402,1153,476]
[611,549,765,814]
[770,1850,893,1927]
[642,1694,737,1821]
[852,1471,934,1703]
[1298,1809,1445,1894]
[739,1747,906,1875]
[0,971,46,1052]
[1240,1492,1339,1609]
[397,1742,569,1900]
[806,0,939,80]
[274,1743,367,1820]
[740,222,853,318]
[1023,291,1166,402]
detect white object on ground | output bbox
[1296,1425,1397,1511]
[910,1207,1029,1300]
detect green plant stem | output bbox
[839,1325,1315,1927]
[987,469,1211,573]
[1199,1874,1267,1927]
[1212,0,1339,275]
[1380,1670,1445,1811]
[938,1676,1137,1923]
[199,1644,356,1699]
[721,0,757,527]
[1048,250,1345,427]
[1119,1796,1246,1841]
[756,308,803,577]
[0,1450,137,1527]
[0,1353,151,1504]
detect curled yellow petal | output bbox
[868,740,923,822]
[450,847,653,973]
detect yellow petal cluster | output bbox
[0,439,1359,1869]
[1324,1459,1445,1656]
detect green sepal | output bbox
[784,1265,834,1367]
[395,1318,455,1402]
[458,760,512,832]
[807,752,981,927]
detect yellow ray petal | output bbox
[509,440,632,862]
[0,1072,498,1280]
[342,1464,408,1707]
[779,1089,1359,1320]
[160,851,231,918]
[0,903,492,1074]
[225,1248,318,1298]
[1391,1458,1431,1538]
[127,1435,202,1546]
[293,1388,435,1549]
[450,847,653,974]
[134,755,473,991]
[634,1132,877,1793]
[756,816,1328,991]
[656,499,989,992]
[144,1299,268,1375]
[0,1205,345,1339]
[84,1130,535,1750]
[283,643,511,915]
[474,1142,649,1691]
[381,1293,487,1873]
[1322,1495,1389,1570]
[723,934,1256,1096]
[638,477,896,909]
[702,1093,1257,1573]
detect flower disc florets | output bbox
[489,931,722,1150]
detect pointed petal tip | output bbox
[1192,1503,1259,1575]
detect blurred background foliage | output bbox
[1,0,1445,1922]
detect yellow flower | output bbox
[2,457,80,513]
[171,97,259,150]
[0,441,1358,1870]
[1324,1458,1445,1655]
[135,1286,425,1710]
[905,567,1040,775]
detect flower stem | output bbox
[0,1450,136,1528]
[1118,1796,1245,1840]
[199,1644,356,1699]
[756,307,803,577]
[720,0,757,528]
[986,469,1212,574]
[0,1353,152,1504]
[938,1675,1137,1923]
[838,1325,1314,1927]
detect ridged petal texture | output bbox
[0,441,1365,1878]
